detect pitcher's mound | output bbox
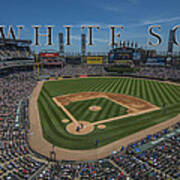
[89,105,102,111]
[66,121,94,135]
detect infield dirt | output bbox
[53,92,160,135]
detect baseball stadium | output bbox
[0,33,180,180]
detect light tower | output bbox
[81,33,86,56]
[59,32,64,55]
[167,30,174,55]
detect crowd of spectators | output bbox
[0,70,47,179]
[0,66,179,179]
[110,122,180,180]
[39,64,107,77]
[133,67,180,80]
[37,161,126,180]
[0,45,34,70]
[37,65,180,82]
[0,45,33,61]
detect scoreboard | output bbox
[108,47,135,65]
[39,52,61,65]
[86,56,103,64]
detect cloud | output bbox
[102,6,121,12]
[71,35,81,40]
[127,0,139,4]
[72,22,108,29]
[71,34,108,43]
[94,37,109,43]
[97,0,139,12]
[143,16,180,25]
[126,16,180,28]
[97,2,125,13]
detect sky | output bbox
[1,0,180,53]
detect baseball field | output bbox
[36,77,180,151]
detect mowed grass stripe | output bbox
[152,81,167,106]
[135,79,141,97]
[166,84,180,100]
[140,80,148,100]
[41,90,68,120]
[145,80,159,104]
[157,82,176,104]
[108,79,121,93]
[148,80,162,105]
[170,84,180,96]
[39,96,67,138]
[67,98,127,123]
[120,78,129,94]
[86,79,115,93]
[156,82,174,105]
[91,98,110,121]
[99,79,117,92]
[123,78,132,94]
[131,79,137,96]
[115,78,125,94]
[93,79,114,92]
[94,79,115,92]
[161,83,180,103]
[143,80,151,102]
[68,98,104,122]
[127,78,135,95]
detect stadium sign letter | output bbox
[109,25,124,47]
[172,25,180,46]
[0,25,23,40]
[0,25,6,40]
[32,25,54,46]
[64,25,72,46]
[148,25,162,47]
[7,26,16,39]
[81,25,100,46]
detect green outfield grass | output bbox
[66,97,128,123]
[38,77,180,150]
